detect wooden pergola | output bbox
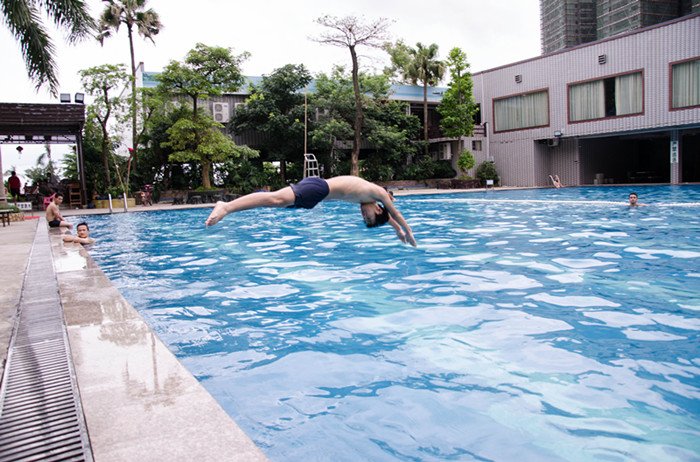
[0,103,86,206]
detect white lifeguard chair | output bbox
[303,153,320,178]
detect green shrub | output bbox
[457,150,475,174]
[476,161,499,185]
[400,156,455,180]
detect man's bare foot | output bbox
[205,201,228,227]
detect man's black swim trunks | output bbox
[289,177,329,209]
[48,218,61,227]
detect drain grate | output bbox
[0,222,92,461]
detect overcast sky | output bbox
[0,0,541,182]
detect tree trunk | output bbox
[101,126,111,187]
[127,24,137,196]
[350,45,363,176]
[202,161,211,189]
[423,79,429,155]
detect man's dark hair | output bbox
[77,222,89,230]
[366,204,389,228]
[55,193,63,199]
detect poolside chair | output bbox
[43,193,56,210]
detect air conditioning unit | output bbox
[234,102,246,112]
[438,143,452,160]
[212,102,230,123]
[547,138,560,147]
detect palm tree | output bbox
[388,42,445,154]
[2,0,94,95]
[96,0,161,169]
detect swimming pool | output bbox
[84,185,700,461]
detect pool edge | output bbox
[49,224,269,461]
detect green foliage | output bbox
[385,41,445,153]
[433,160,457,179]
[385,41,445,87]
[216,159,279,195]
[62,112,122,198]
[163,113,257,163]
[476,161,500,185]
[23,165,51,185]
[162,112,258,189]
[0,204,20,213]
[156,43,249,111]
[155,43,253,188]
[232,64,312,169]
[310,66,422,179]
[3,0,94,94]
[97,0,161,50]
[102,185,124,197]
[80,63,131,188]
[438,47,477,141]
[457,149,475,173]
[313,15,393,176]
[400,156,455,181]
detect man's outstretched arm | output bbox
[380,197,417,247]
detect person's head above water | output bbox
[76,222,90,238]
[360,202,389,228]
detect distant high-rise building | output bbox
[541,0,597,54]
[541,0,700,53]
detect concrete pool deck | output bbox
[0,186,509,459]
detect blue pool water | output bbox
[83,185,700,461]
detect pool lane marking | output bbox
[412,199,700,207]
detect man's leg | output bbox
[205,187,295,227]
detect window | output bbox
[472,140,482,151]
[671,58,700,109]
[493,90,549,132]
[568,71,643,122]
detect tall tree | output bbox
[313,15,392,176]
[386,41,445,154]
[437,47,477,171]
[157,43,249,119]
[231,64,312,182]
[162,113,258,189]
[157,43,251,188]
[79,63,131,189]
[2,0,94,94]
[310,66,421,180]
[96,0,161,181]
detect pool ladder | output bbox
[303,153,320,178]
